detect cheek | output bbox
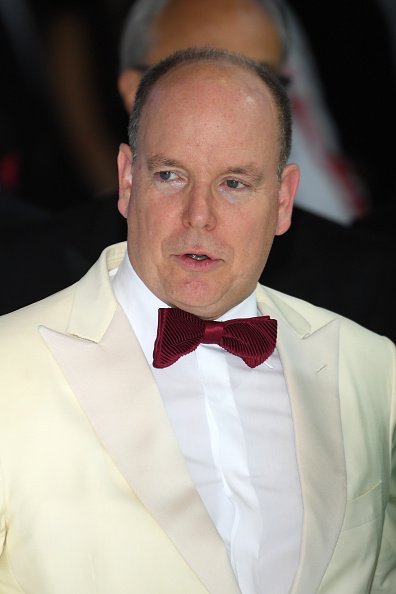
[234,206,277,259]
[129,197,177,257]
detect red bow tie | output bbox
[153,307,277,369]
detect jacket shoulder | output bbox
[0,284,76,340]
[257,283,395,350]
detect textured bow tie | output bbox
[153,307,277,369]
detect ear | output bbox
[117,68,142,112]
[275,163,300,236]
[117,143,133,219]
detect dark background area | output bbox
[0,0,130,213]
[291,0,396,212]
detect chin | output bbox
[175,304,224,320]
[170,294,231,320]
[166,293,217,317]
[167,280,213,304]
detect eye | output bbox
[218,176,255,203]
[225,179,245,189]
[152,169,187,193]
[158,171,177,181]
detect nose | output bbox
[182,183,217,230]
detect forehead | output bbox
[138,62,280,165]
[144,61,275,116]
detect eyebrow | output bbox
[147,155,185,171]
[222,167,264,186]
[147,155,264,185]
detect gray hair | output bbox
[119,0,290,73]
[128,47,292,176]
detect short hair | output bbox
[128,47,293,176]
[119,0,290,73]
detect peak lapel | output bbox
[258,291,347,594]
[41,303,239,594]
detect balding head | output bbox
[128,48,292,177]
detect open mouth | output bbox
[186,253,210,261]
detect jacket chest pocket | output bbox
[318,481,384,594]
[342,480,383,530]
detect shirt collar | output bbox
[112,252,259,363]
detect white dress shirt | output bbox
[111,254,303,594]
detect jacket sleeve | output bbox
[0,461,5,560]
[371,339,396,592]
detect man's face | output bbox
[118,0,284,111]
[118,63,298,319]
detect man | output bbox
[0,48,394,594]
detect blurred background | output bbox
[1,0,395,340]
[0,0,129,212]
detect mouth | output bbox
[186,253,210,261]
[175,251,221,270]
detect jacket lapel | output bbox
[39,244,346,594]
[258,287,347,594]
[40,246,240,594]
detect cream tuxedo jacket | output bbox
[0,242,395,594]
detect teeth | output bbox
[187,253,208,261]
